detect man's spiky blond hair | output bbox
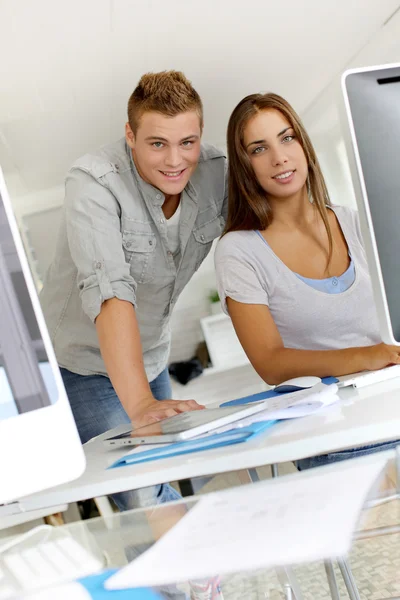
[128,70,203,133]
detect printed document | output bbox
[106,454,388,589]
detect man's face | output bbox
[125,111,202,196]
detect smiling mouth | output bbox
[160,169,186,178]
[273,170,295,180]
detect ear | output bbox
[125,122,135,150]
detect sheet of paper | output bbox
[263,383,338,412]
[105,454,388,589]
[212,385,339,435]
[244,384,338,421]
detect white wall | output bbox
[3,1,400,393]
[2,0,399,198]
[303,5,400,208]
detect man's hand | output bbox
[130,395,205,429]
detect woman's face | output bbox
[243,109,308,201]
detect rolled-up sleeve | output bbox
[65,168,137,322]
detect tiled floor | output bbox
[184,461,399,600]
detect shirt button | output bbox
[167,250,173,256]
[200,234,205,242]
[95,261,102,269]
[160,218,165,224]
[149,240,153,246]
[156,193,162,200]
[332,278,338,286]
[125,241,132,248]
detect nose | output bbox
[164,146,182,168]
[270,145,288,167]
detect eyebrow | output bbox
[145,134,200,143]
[246,126,292,149]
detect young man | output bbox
[40,71,227,511]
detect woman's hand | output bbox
[362,343,400,372]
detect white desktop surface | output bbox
[0,505,68,530]
[17,378,400,511]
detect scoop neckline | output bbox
[255,205,360,298]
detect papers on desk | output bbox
[105,454,388,590]
[109,384,339,469]
[109,420,277,469]
[221,377,339,407]
[218,383,339,428]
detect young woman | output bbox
[215,92,400,469]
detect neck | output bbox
[268,186,315,228]
[162,194,181,219]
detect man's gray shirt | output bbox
[40,138,227,381]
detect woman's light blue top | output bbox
[255,231,355,294]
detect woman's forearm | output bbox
[254,345,368,385]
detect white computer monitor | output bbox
[0,167,85,505]
[341,62,400,345]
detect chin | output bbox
[275,184,305,199]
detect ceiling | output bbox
[1,0,399,198]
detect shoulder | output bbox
[330,203,365,249]
[191,143,227,204]
[198,142,226,164]
[330,203,357,215]
[195,143,226,179]
[68,138,130,180]
[215,230,260,264]
[330,203,358,224]
[330,203,361,233]
[215,230,278,302]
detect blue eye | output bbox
[252,146,265,155]
[282,135,295,143]
[182,140,193,147]
[152,142,164,148]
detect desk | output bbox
[1,470,399,600]
[0,505,68,530]
[16,377,400,512]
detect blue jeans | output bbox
[297,439,400,470]
[60,367,181,510]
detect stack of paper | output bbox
[233,382,339,421]
[212,382,339,435]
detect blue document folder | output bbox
[109,420,278,469]
[220,377,339,407]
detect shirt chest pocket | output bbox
[192,216,225,271]
[122,230,157,284]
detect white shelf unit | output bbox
[200,313,250,372]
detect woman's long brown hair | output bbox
[225,93,333,266]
